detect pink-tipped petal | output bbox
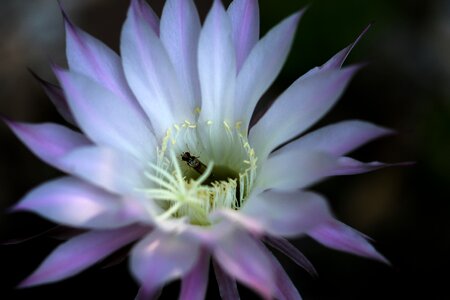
[63,9,136,103]
[55,68,155,160]
[59,145,146,196]
[308,219,389,264]
[235,10,304,131]
[4,120,90,167]
[29,70,76,125]
[214,229,278,299]
[304,24,372,78]
[249,66,360,159]
[227,0,260,71]
[330,157,412,176]
[160,0,201,109]
[242,190,333,238]
[121,0,192,137]
[258,241,303,300]
[130,230,201,295]
[13,177,146,229]
[19,225,148,288]
[264,235,317,277]
[180,248,210,300]
[276,120,394,157]
[213,260,240,300]
[198,0,236,124]
[256,150,337,191]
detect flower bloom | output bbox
[6,0,395,298]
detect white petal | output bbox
[55,69,155,160]
[121,0,193,137]
[130,230,200,295]
[256,150,337,191]
[59,146,147,196]
[227,0,260,71]
[249,66,359,159]
[235,11,303,130]
[275,120,393,156]
[242,190,333,237]
[160,0,201,110]
[13,177,146,229]
[198,0,236,124]
[214,229,277,299]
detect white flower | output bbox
[6,0,395,299]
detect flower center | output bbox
[143,119,257,226]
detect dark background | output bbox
[1,0,449,299]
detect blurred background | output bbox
[0,0,448,299]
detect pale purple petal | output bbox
[29,70,76,125]
[19,225,149,287]
[179,248,210,300]
[13,177,147,229]
[227,0,260,71]
[213,259,240,300]
[264,235,317,277]
[258,241,302,300]
[133,0,160,34]
[59,146,147,196]
[303,24,372,78]
[130,230,200,295]
[275,120,393,157]
[329,157,412,176]
[135,286,162,300]
[214,229,278,299]
[198,0,236,124]
[249,66,360,159]
[308,219,389,264]
[235,11,303,130]
[121,0,192,137]
[63,9,137,103]
[242,190,333,237]
[55,68,155,160]
[4,120,90,168]
[160,0,201,109]
[256,150,337,191]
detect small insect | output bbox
[181,152,207,174]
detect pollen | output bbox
[141,119,258,226]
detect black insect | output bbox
[181,152,207,174]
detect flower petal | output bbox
[19,225,148,287]
[63,9,138,105]
[29,70,76,125]
[121,0,193,136]
[13,177,146,229]
[59,146,147,196]
[130,230,201,295]
[235,11,303,130]
[249,66,359,159]
[259,242,303,300]
[160,0,201,110]
[214,229,278,299]
[213,260,240,300]
[329,157,411,176]
[198,0,236,124]
[264,235,317,277]
[256,150,337,191]
[179,248,210,300]
[4,120,90,167]
[242,190,333,237]
[275,120,393,156]
[308,219,389,264]
[303,24,371,78]
[227,0,260,71]
[55,68,155,160]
